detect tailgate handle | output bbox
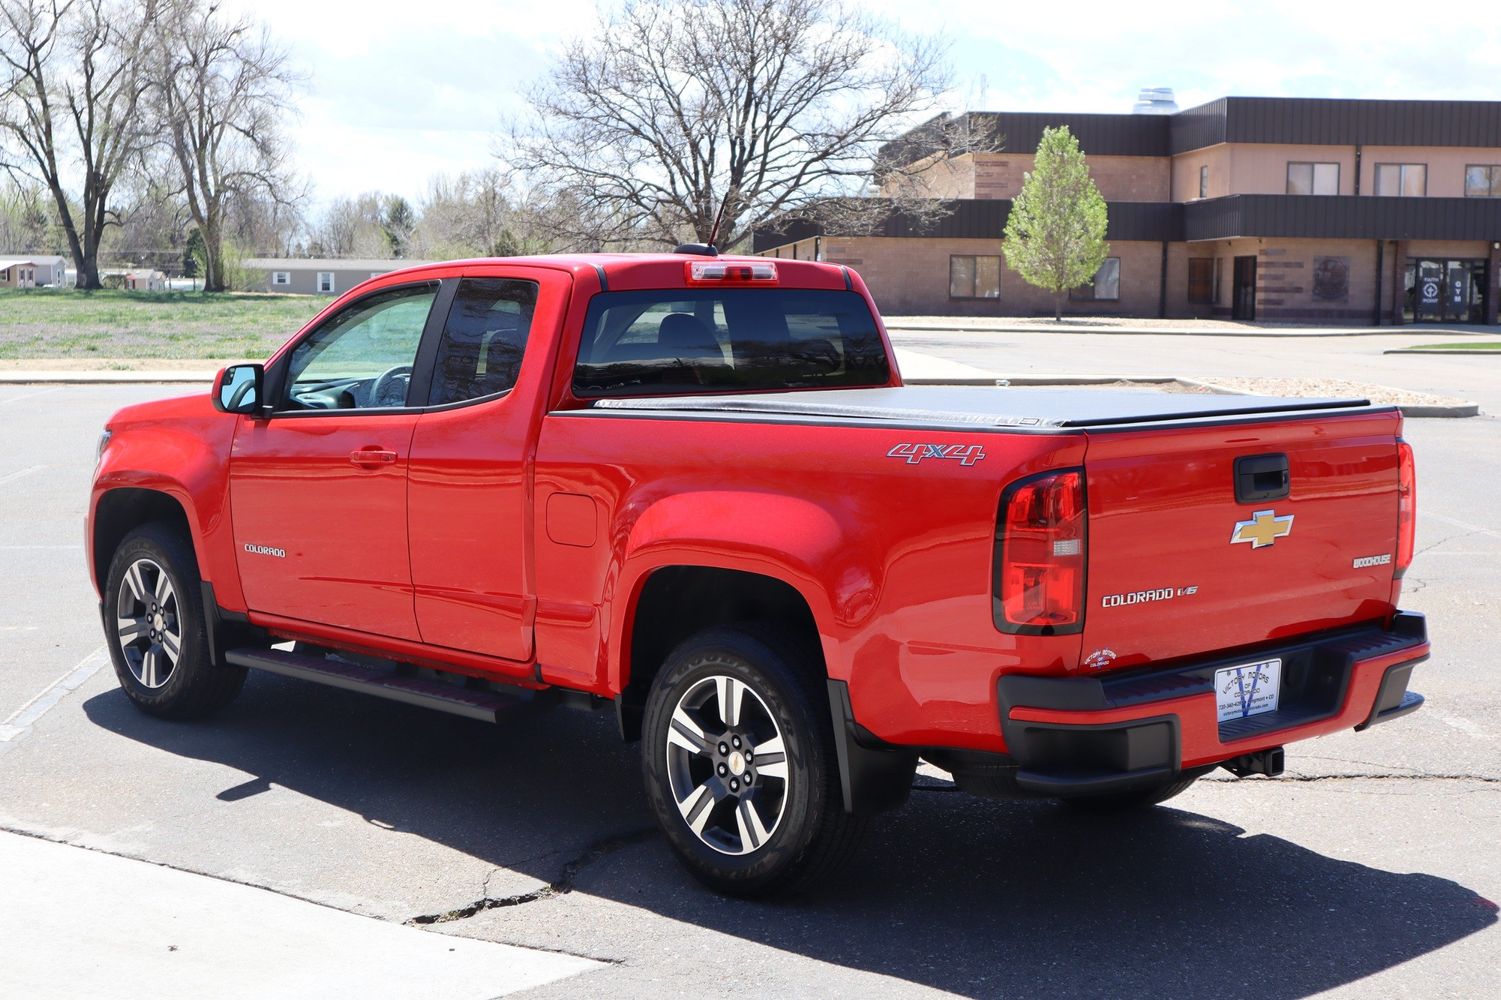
[1235,453,1289,503]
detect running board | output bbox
[224,647,527,723]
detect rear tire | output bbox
[641,626,862,897]
[1059,771,1204,813]
[103,522,246,719]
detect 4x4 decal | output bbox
[886,443,987,467]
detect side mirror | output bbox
[213,363,264,414]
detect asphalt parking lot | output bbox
[1,332,1497,998]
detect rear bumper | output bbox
[996,612,1429,797]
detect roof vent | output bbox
[1131,87,1179,115]
[673,243,719,256]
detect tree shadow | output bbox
[80,677,1495,999]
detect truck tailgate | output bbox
[1080,410,1403,670]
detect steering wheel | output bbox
[369,364,413,407]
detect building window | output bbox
[1374,163,1426,197]
[272,271,290,286]
[316,271,335,293]
[1465,165,1501,197]
[1069,258,1120,301]
[1287,161,1339,195]
[1199,165,1208,199]
[949,255,1001,299]
[1188,259,1215,304]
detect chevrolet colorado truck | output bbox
[88,251,1428,895]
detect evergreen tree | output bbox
[1002,126,1109,320]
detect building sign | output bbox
[1448,272,1467,311]
[1418,273,1442,315]
[1313,257,1350,302]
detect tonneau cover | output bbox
[593,386,1377,429]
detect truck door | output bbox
[405,269,568,669]
[229,281,440,641]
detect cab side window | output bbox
[428,278,538,406]
[283,283,437,410]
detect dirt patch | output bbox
[0,358,222,372]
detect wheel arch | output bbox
[91,487,198,593]
[614,565,826,742]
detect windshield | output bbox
[572,288,890,397]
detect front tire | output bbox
[641,626,862,897]
[103,522,245,719]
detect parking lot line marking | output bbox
[0,545,82,550]
[1424,511,1501,540]
[0,647,108,745]
[0,387,60,407]
[0,465,46,486]
[1440,716,1494,740]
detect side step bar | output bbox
[224,647,528,724]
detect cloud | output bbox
[222,0,1501,206]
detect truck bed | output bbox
[592,385,1382,430]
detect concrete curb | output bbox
[1382,349,1501,356]
[1179,377,1480,418]
[0,371,215,384]
[887,324,1497,339]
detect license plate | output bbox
[1215,658,1282,723]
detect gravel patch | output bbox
[1181,376,1471,409]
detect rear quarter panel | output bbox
[532,412,1086,751]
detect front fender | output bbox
[89,398,241,609]
[604,489,882,692]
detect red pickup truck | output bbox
[88,251,1428,895]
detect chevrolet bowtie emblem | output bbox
[1231,509,1294,549]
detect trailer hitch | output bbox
[1221,747,1285,778]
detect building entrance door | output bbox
[1232,256,1257,320]
[1405,258,1487,323]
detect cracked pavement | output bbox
[1,351,1498,999]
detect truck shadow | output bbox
[81,677,1496,999]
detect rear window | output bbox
[572,288,889,397]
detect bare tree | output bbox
[0,0,159,289]
[0,178,55,251]
[153,0,298,291]
[508,0,955,251]
[305,192,387,259]
[411,168,614,259]
[106,173,189,273]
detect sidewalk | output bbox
[0,830,600,999]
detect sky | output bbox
[228,0,1501,213]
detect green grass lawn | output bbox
[1402,341,1501,351]
[0,287,325,360]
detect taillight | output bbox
[684,260,778,285]
[1395,440,1416,577]
[994,469,1087,634]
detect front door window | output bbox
[282,283,438,409]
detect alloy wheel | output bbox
[664,674,789,856]
[115,557,181,689]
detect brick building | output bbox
[754,98,1501,324]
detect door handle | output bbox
[348,447,398,467]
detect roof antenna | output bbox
[673,192,728,257]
